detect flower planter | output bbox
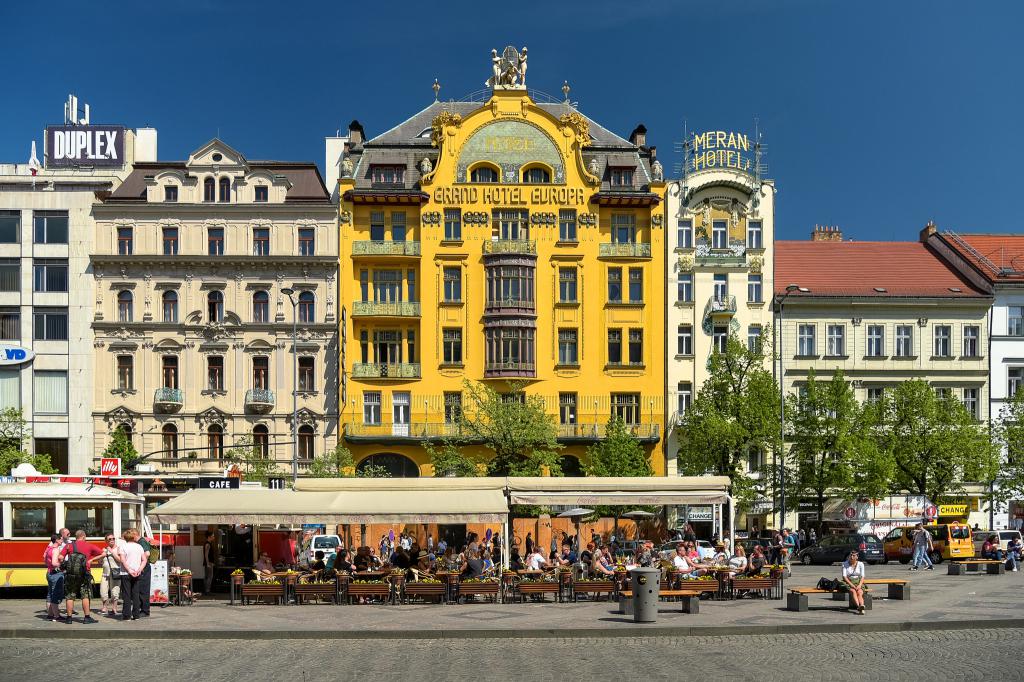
[517,581,560,603]
[459,581,500,603]
[347,583,392,604]
[404,582,446,603]
[294,583,337,604]
[241,583,285,605]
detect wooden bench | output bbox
[619,589,703,614]
[862,579,910,600]
[786,587,872,612]
[948,559,1005,575]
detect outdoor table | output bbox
[335,573,350,604]
[269,571,301,605]
[169,573,193,606]
[436,571,461,604]
[557,570,574,603]
[710,567,732,600]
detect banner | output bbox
[150,560,169,604]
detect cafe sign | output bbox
[688,130,754,173]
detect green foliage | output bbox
[423,439,481,477]
[226,436,280,485]
[993,389,1024,505]
[102,426,142,472]
[0,409,56,475]
[676,333,779,507]
[870,379,997,502]
[356,463,391,478]
[456,380,562,476]
[0,449,57,475]
[308,443,356,478]
[584,417,652,477]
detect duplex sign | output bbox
[0,346,33,366]
[45,125,125,168]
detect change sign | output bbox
[45,125,125,168]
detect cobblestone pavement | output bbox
[0,628,1019,681]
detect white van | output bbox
[309,534,342,563]
[972,529,1022,554]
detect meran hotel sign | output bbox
[432,186,588,206]
[690,130,754,173]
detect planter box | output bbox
[294,583,337,604]
[573,580,615,592]
[459,582,500,601]
[241,584,284,605]
[518,582,559,602]
[404,583,446,602]
[348,583,392,602]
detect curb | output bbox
[3,618,1023,640]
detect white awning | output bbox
[147,489,344,525]
[506,476,731,506]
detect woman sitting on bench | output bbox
[842,551,867,615]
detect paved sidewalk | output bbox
[2,563,1021,639]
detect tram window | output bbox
[120,503,141,532]
[64,502,113,537]
[11,502,55,537]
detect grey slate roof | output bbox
[107,161,330,203]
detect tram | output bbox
[0,482,146,588]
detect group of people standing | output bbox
[43,526,154,623]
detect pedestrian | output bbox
[60,530,103,624]
[1006,536,1022,572]
[525,532,534,556]
[910,523,934,571]
[202,531,216,595]
[98,532,122,616]
[841,551,867,615]
[136,532,155,616]
[809,527,818,545]
[427,533,434,553]
[43,533,64,622]
[58,527,71,546]
[114,528,147,621]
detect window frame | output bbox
[934,325,952,358]
[677,324,693,356]
[826,324,846,357]
[866,324,885,358]
[676,219,693,249]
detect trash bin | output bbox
[630,567,661,623]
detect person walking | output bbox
[60,530,103,624]
[910,523,934,571]
[115,528,148,621]
[43,534,64,622]
[525,532,534,556]
[841,551,867,614]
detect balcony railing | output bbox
[352,362,421,379]
[344,422,469,441]
[484,298,536,312]
[351,301,421,317]
[705,295,737,315]
[557,422,660,442]
[121,454,314,474]
[153,387,183,413]
[352,240,421,257]
[484,361,536,377]
[245,388,275,414]
[483,239,537,255]
[599,242,652,259]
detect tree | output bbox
[993,388,1024,506]
[308,443,356,478]
[423,439,481,477]
[226,436,280,485]
[456,380,562,476]
[584,416,652,477]
[0,409,56,475]
[102,426,142,472]
[873,379,998,503]
[676,333,779,507]
[783,369,862,533]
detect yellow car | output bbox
[882,524,974,564]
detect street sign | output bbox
[100,458,121,477]
[199,478,239,490]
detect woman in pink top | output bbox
[43,533,64,621]
[114,528,147,621]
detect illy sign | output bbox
[45,125,126,168]
[100,458,122,477]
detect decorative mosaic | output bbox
[456,120,564,184]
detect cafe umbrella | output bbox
[621,510,656,541]
[556,508,594,552]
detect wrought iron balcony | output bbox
[705,295,737,316]
[484,361,536,378]
[483,239,537,255]
[351,301,421,317]
[153,387,183,413]
[351,240,421,257]
[484,297,536,313]
[599,242,652,259]
[556,422,660,443]
[343,422,474,442]
[352,363,421,379]
[245,388,275,414]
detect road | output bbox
[0,628,1017,681]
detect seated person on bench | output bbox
[672,543,706,578]
[981,535,1004,561]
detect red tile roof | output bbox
[940,233,1024,282]
[774,240,989,298]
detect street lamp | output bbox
[281,287,299,485]
[777,283,810,530]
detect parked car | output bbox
[796,533,884,565]
[881,524,973,564]
[738,537,775,557]
[308,534,342,563]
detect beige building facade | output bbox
[90,139,339,474]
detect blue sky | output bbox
[1,1,1020,241]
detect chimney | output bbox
[348,120,365,147]
[629,124,647,148]
[811,225,843,242]
[649,145,657,160]
[919,220,937,243]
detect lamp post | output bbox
[777,283,809,530]
[281,287,299,485]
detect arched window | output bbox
[207,290,224,322]
[557,455,585,477]
[162,424,178,460]
[298,425,315,460]
[207,425,224,460]
[252,291,269,323]
[522,166,551,183]
[356,453,419,478]
[162,290,178,323]
[218,177,231,202]
[470,165,499,183]
[203,177,216,202]
[252,424,269,458]
[298,291,315,323]
[117,290,133,322]
[116,423,133,445]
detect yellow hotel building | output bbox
[337,51,666,476]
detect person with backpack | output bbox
[60,529,103,624]
[114,528,148,621]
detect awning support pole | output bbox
[728,496,735,549]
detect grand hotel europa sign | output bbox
[687,131,755,173]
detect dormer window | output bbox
[371,165,405,185]
[522,167,551,184]
[164,185,178,202]
[470,165,499,183]
[219,177,230,202]
[254,186,268,203]
[203,177,216,202]
[609,168,634,187]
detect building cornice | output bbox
[90,254,339,268]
